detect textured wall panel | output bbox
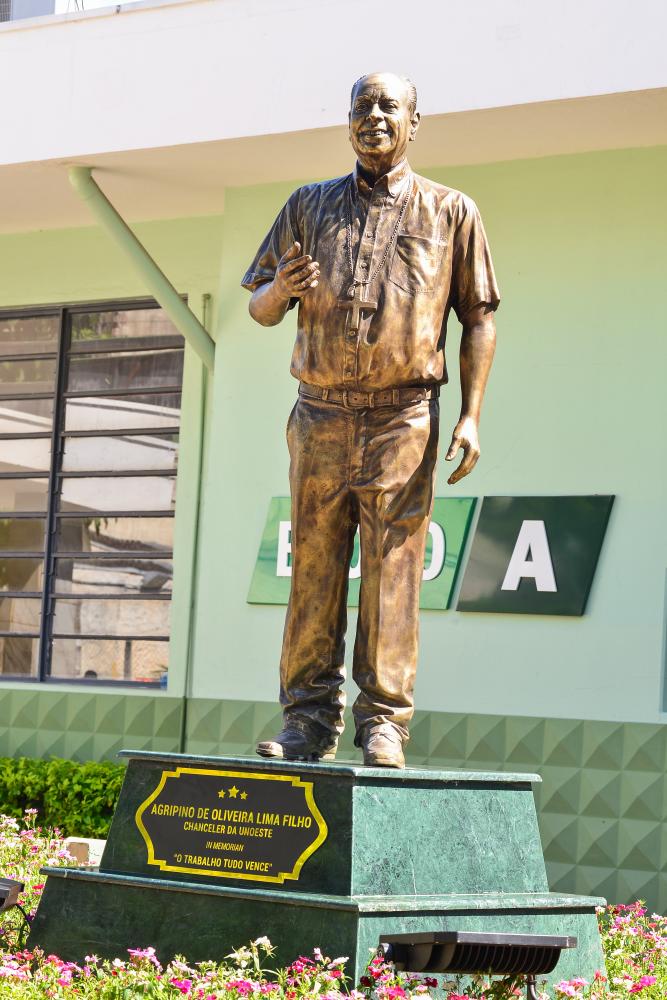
[0,689,183,762]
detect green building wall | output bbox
[0,146,665,910]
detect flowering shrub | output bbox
[0,812,75,951]
[0,813,665,998]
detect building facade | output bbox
[0,0,666,909]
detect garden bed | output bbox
[0,813,663,999]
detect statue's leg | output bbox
[351,397,439,763]
[278,396,357,741]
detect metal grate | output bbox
[380,931,577,974]
[0,0,11,21]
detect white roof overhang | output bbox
[1,88,666,234]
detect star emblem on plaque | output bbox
[136,768,327,883]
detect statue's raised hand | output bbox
[274,242,320,301]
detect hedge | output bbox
[0,757,125,837]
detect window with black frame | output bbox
[0,303,184,685]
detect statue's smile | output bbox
[360,128,389,141]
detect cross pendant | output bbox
[336,284,378,332]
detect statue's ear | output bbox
[410,111,421,141]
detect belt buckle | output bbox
[341,390,349,408]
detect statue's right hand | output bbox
[274,242,320,300]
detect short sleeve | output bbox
[241,190,301,295]
[451,195,500,322]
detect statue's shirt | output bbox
[242,160,500,391]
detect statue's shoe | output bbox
[360,727,405,769]
[256,725,338,762]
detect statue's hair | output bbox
[350,74,418,116]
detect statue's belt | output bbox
[298,382,439,409]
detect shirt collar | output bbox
[353,159,412,199]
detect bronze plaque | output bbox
[136,766,327,884]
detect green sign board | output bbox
[456,495,614,615]
[247,497,476,611]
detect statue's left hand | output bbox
[445,416,480,485]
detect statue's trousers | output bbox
[279,392,440,742]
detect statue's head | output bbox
[348,72,420,171]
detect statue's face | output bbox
[349,74,418,169]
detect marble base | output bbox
[29,753,606,984]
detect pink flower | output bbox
[128,946,156,958]
[171,977,194,995]
[383,988,406,999]
[629,976,657,994]
[0,964,29,980]
[128,945,161,969]
[228,978,255,995]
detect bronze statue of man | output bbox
[242,72,499,768]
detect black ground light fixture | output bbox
[379,931,578,1000]
[0,877,31,939]
[0,878,24,913]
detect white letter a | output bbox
[501,520,557,592]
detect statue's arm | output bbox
[445,302,497,485]
[249,242,319,327]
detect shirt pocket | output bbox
[388,233,446,293]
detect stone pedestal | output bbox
[30,752,605,984]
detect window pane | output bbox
[0,518,46,552]
[60,476,176,513]
[0,558,43,592]
[67,350,184,394]
[50,637,168,682]
[0,596,41,633]
[0,358,56,394]
[0,397,54,428]
[56,516,173,554]
[64,394,181,432]
[53,598,170,637]
[62,433,178,473]
[0,438,51,475]
[0,636,39,677]
[70,309,183,352]
[54,557,172,595]
[0,316,59,356]
[0,478,49,512]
